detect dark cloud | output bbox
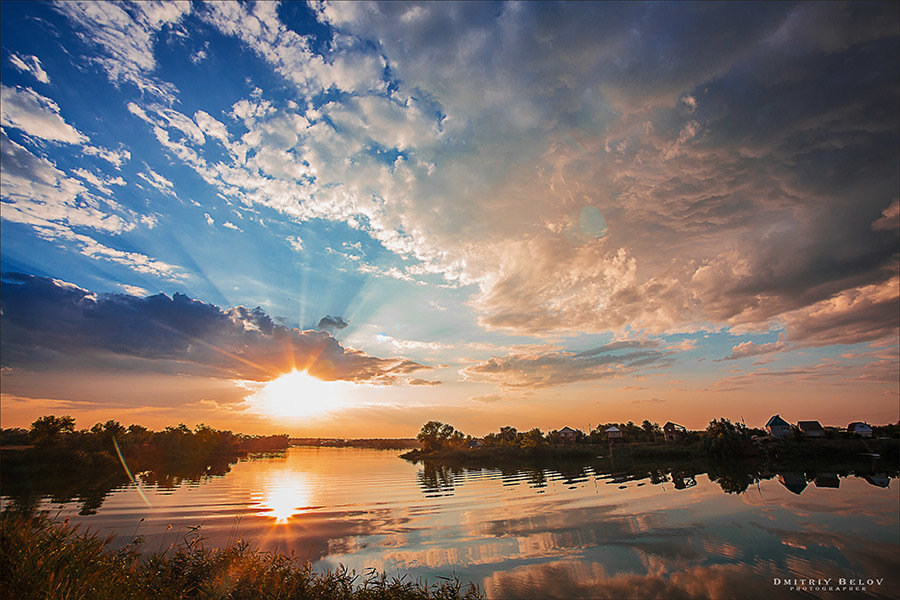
[462,341,673,389]
[316,315,348,331]
[0,273,428,383]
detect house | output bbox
[605,426,622,439]
[468,439,482,448]
[663,422,686,442]
[797,421,825,437]
[814,473,840,489]
[670,469,697,490]
[863,473,890,488]
[765,415,792,438]
[558,427,577,443]
[778,472,807,495]
[847,422,873,438]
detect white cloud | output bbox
[0,85,88,143]
[82,144,131,168]
[118,283,150,296]
[194,110,229,144]
[71,167,126,196]
[137,166,176,196]
[204,213,215,226]
[9,53,50,83]
[222,221,242,231]
[110,2,899,345]
[55,1,190,100]
[1,132,181,280]
[0,130,130,234]
[286,235,303,251]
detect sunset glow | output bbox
[249,370,349,420]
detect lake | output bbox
[3,446,899,599]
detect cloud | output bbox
[0,273,429,384]
[69,2,899,346]
[872,199,899,231]
[137,166,176,196]
[117,283,150,296]
[667,339,698,352]
[81,144,131,168]
[0,85,88,143]
[720,336,788,361]
[317,315,349,331]
[408,378,442,386]
[0,130,132,235]
[630,397,666,404]
[779,276,899,347]
[54,1,190,100]
[71,167,126,196]
[461,341,673,389]
[286,235,303,251]
[9,53,50,83]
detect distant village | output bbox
[462,416,887,447]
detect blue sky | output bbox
[1,2,898,435]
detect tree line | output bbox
[0,415,291,514]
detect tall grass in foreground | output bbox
[0,511,483,600]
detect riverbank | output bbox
[0,510,483,600]
[401,437,899,470]
[400,444,597,464]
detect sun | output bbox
[250,369,348,419]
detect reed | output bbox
[0,510,483,600]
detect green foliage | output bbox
[0,510,483,600]
[416,421,466,453]
[2,415,291,515]
[702,418,744,459]
[29,415,76,446]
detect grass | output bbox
[0,510,483,600]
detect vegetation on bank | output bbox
[291,438,420,450]
[1,415,291,514]
[401,419,900,465]
[0,510,483,600]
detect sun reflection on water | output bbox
[252,473,315,523]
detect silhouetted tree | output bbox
[29,415,75,446]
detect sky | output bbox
[1,1,898,437]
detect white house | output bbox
[847,422,873,438]
[765,415,792,438]
[605,426,622,439]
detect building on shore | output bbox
[558,426,577,443]
[847,422,873,438]
[605,426,622,439]
[663,422,687,442]
[778,472,808,495]
[765,415,792,438]
[797,420,825,437]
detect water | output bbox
[4,447,899,599]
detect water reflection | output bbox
[252,472,314,522]
[3,447,898,599]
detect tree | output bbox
[520,428,545,448]
[417,421,458,452]
[29,415,75,446]
[703,418,743,458]
[498,426,518,446]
